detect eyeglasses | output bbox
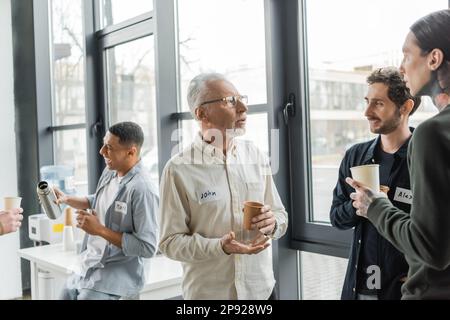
[198,95,248,108]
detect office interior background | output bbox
[0,0,448,300]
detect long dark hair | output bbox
[410,9,450,93]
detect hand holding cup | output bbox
[0,207,23,236]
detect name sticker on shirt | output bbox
[114,201,127,214]
[197,189,221,204]
[393,187,413,205]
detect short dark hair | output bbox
[367,67,421,116]
[108,122,144,152]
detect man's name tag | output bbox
[115,201,127,214]
[197,189,220,204]
[394,187,413,205]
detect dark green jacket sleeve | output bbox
[367,117,450,270]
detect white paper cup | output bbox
[62,226,75,251]
[3,197,22,210]
[350,164,380,191]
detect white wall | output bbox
[0,0,23,299]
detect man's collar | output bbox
[111,160,143,185]
[364,136,379,162]
[365,127,414,161]
[194,132,237,160]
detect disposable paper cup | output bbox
[3,197,22,210]
[243,201,263,230]
[62,226,75,251]
[350,164,380,191]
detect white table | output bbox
[17,244,183,300]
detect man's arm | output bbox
[367,122,450,270]
[76,210,123,246]
[99,227,123,248]
[54,187,90,209]
[330,150,361,230]
[260,163,288,239]
[120,186,159,258]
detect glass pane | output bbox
[180,113,269,155]
[101,0,153,28]
[54,129,88,195]
[177,0,267,112]
[305,0,446,223]
[106,36,158,186]
[50,0,86,125]
[180,119,197,152]
[301,251,347,300]
[237,113,269,155]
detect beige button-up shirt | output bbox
[158,133,288,300]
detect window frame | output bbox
[287,0,363,258]
[91,1,158,191]
[288,0,450,259]
[34,0,97,191]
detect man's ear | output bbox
[195,107,208,121]
[400,98,414,116]
[128,145,138,157]
[428,48,445,71]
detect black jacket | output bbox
[330,131,413,300]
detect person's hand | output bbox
[250,205,277,236]
[75,209,104,236]
[220,231,270,255]
[345,177,387,218]
[0,208,24,235]
[53,187,68,205]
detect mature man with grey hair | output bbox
[158,73,288,300]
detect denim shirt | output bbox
[79,160,159,297]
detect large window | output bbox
[289,0,449,258]
[176,0,269,153]
[106,36,159,186]
[50,0,88,194]
[51,0,86,125]
[304,0,445,224]
[177,0,267,111]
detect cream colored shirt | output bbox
[158,134,288,300]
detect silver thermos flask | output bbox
[36,181,62,220]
